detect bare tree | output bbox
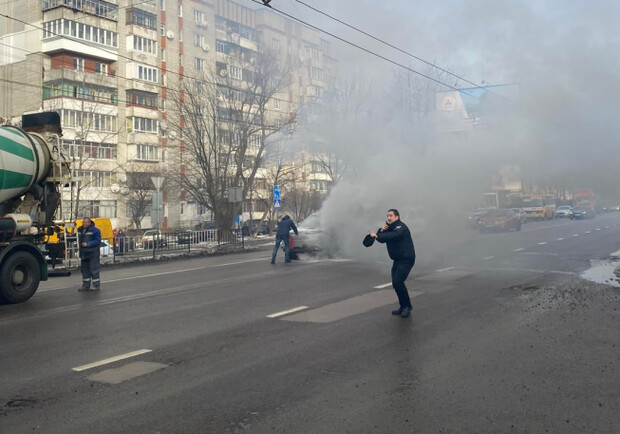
[125,171,157,230]
[167,49,296,231]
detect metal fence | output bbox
[101,229,241,263]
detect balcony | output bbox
[44,67,116,88]
[42,0,119,22]
[42,36,118,62]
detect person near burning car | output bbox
[369,209,416,318]
[271,215,298,264]
[77,217,102,291]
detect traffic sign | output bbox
[273,198,281,210]
[273,185,280,200]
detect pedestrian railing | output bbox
[101,229,241,263]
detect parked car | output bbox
[251,219,270,235]
[142,229,168,249]
[569,206,595,220]
[510,208,528,224]
[556,205,573,218]
[100,240,114,256]
[478,209,522,232]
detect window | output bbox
[42,0,119,21]
[194,57,204,71]
[160,0,165,10]
[178,4,182,16]
[94,62,108,75]
[43,19,118,47]
[216,39,228,54]
[135,64,159,83]
[194,33,200,47]
[229,66,242,80]
[126,8,157,29]
[193,10,205,24]
[273,99,280,110]
[272,38,280,51]
[60,110,117,132]
[131,35,157,55]
[127,90,158,108]
[136,144,159,161]
[131,117,159,133]
[73,57,84,71]
[62,140,116,160]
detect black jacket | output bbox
[276,216,298,237]
[376,220,416,261]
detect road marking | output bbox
[521,252,559,256]
[605,226,610,229]
[596,228,601,231]
[374,282,393,289]
[573,234,580,237]
[585,231,591,234]
[483,256,495,260]
[435,266,455,273]
[556,238,564,241]
[267,306,308,318]
[514,248,525,252]
[538,242,547,245]
[72,349,152,372]
[213,257,273,267]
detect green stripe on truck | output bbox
[0,133,35,162]
[0,169,33,190]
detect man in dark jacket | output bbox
[271,215,298,264]
[369,209,416,318]
[78,217,102,291]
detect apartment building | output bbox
[0,0,335,230]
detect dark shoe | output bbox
[285,260,292,263]
[91,286,100,292]
[391,307,403,315]
[78,286,90,292]
[400,306,412,318]
[270,261,275,264]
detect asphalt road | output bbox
[1,214,619,433]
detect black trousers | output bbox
[391,258,415,308]
[81,251,101,288]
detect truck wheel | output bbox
[0,251,41,303]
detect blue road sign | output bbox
[273,185,280,199]
[273,198,282,210]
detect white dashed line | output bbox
[374,282,393,289]
[435,267,455,272]
[573,234,580,237]
[556,238,564,241]
[596,229,601,231]
[267,306,308,318]
[585,231,591,234]
[483,256,495,260]
[538,242,547,245]
[605,226,610,229]
[514,248,525,252]
[72,349,152,372]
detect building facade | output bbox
[0,0,335,230]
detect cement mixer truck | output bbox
[0,112,72,303]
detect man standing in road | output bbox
[369,209,416,318]
[271,215,298,264]
[78,217,102,291]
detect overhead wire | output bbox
[293,0,493,93]
[247,0,473,96]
